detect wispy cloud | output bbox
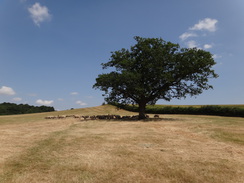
[186,40,200,49]
[203,44,213,49]
[0,86,16,95]
[28,3,51,26]
[179,32,197,41]
[12,97,22,102]
[70,92,79,95]
[213,54,222,59]
[76,100,87,106]
[28,93,37,97]
[190,18,218,32]
[36,99,54,106]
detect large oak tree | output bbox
[93,36,218,119]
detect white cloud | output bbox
[190,18,218,32]
[12,97,22,102]
[70,92,79,95]
[203,44,213,49]
[58,98,64,101]
[36,99,54,106]
[179,18,218,51]
[179,32,197,41]
[76,100,87,106]
[28,3,51,26]
[186,40,199,49]
[0,86,16,95]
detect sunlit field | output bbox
[0,105,243,183]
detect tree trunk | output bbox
[138,101,146,119]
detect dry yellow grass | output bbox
[0,105,243,183]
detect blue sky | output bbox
[0,0,244,110]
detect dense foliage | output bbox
[112,103,244,117]
[0,102,55,115]
[94,36,218,119]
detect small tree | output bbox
[93,36,218,119]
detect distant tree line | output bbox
[111,103,244,118]
[0,102,55,115]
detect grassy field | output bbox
[0,105,243,183]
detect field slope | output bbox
[0,105,243,183]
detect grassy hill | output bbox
[0,105,136,125]
[0,105,243,183]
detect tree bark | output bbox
[138,101,146,119]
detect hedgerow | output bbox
[111,103,244,117]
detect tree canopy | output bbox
[93,36,218,119]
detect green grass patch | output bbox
[212,129,244,145]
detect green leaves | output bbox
[93,36,218,107]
